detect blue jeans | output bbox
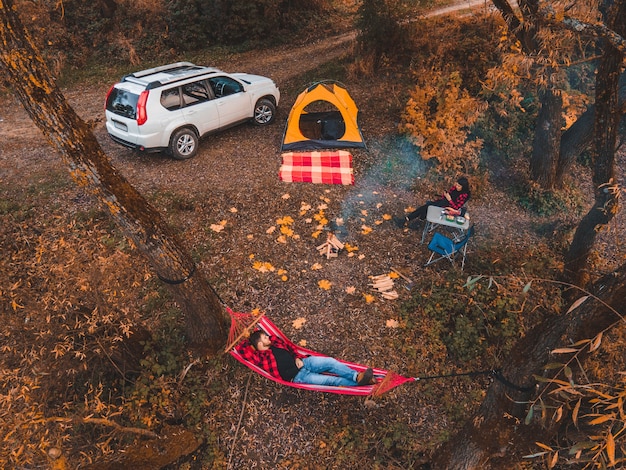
[292,356,359,386]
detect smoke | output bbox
[337,135,427,231]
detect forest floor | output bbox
[1,2,625,469]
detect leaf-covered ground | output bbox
[1,14,625,470]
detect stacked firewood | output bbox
[369,274,399,300]
[316,232,345,259]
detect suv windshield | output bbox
[106,88,139,119]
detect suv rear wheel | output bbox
[253,98,276,125]
[169,128,199,160]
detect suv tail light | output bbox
[137,90,149,125]
[104,85,115,110]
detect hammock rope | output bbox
[410,369,535,393]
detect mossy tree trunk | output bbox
[563,0,625,288]
[0,0,228,353]
[430,263,626,469]
[529,86,563,189]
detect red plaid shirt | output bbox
[445,186,470,210]
[235,335,307,380]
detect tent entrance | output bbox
[299,108,346,141]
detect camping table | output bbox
[421,205,470,243]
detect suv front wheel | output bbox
[253,98,276,126]
[169,128,199,160]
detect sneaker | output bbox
[357,368,374,386]
[393,216,407,228]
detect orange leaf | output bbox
[318,280,332,290]
[606,431,615,465]
[363,293,376,303]
[589,332,603,352]
[566,295,589,314]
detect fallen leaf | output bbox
[282,193,291,199]
[229,207,238,213]
[374,220,383,225]
[247,234,254,240]
[292,317,306,329]
[318,279,332,290]
[317,203,328,210]
[382,214,392,220]
[358,254,366,260]
[345,286,356,294]
[276,235,287,244]
[361,209,368,216]
[281,275,288,281]
[210,224,225,232]
[363,293,376,303]
[280,225,294,237]
[361,225,372,235]
[389,271,400,279]
[300,203,311,212]
[305,218,313,223]
[386,319,400,328]
[311,263,323,270]
[335,217,344,226]
[344,243,358,252]
[298,339,307,346]
[266,226,276,234]
[376,203,382,209]
[311,230,322,239]
[253,261,274,273]
[249,253,255,259]
[277,216,294,225]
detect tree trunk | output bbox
[430,263,626,469]
[530,87,563,189]
[0,0,229,352]
[563,0,625,288]
[555,72,626,188]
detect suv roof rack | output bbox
[121,62,223,90]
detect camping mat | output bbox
[279,151,354,185]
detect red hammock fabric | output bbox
[228,312,415,396]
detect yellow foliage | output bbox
[400,70,484,176]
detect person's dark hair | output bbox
[249,330,265,349]
[457,177,470,196]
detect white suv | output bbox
[105,62,280,160]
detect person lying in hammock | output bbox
[236,330,377,386]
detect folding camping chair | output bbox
[424,225,474,271]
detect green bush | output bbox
[515,180,586,217]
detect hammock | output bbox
[226,309,415,396]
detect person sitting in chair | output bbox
[394,176,471,229]
[236,330,377,387]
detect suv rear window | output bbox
[106,88,139,119]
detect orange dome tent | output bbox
[281,81,366,151]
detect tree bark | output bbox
[563,0,625,288]
[0,0,228,352]
[430,263,626,469]
[530,86,563,189]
